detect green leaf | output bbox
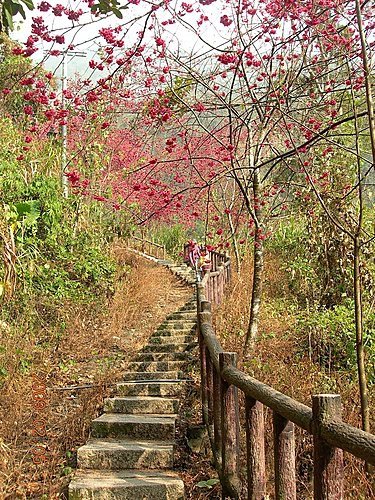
[18,4,26,19]
[3,5,14,31]
[20,0,34,9]
[197,481,208,488]
[14,201,40,230]
[61,466,72,476]
[196,478,219,489]
[14,200,40,218]
[14,200,40,217]
[10,2,26,20]
[206,479,220,486]
[112,7,123,18]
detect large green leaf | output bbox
[3,4,14,31]
[14,200,41,225]
[112,7,123,18]
[2,0,34,31]
[8,2,26,20]
[20,0,34,9]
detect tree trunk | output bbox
[355,0,375,165]
[353,235,370,433]
[245,234,264,353]
[244,167,263,353]
[227,211,241,273]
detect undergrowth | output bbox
[214,251,374,499]
[0,247,190,498]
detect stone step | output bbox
[104,396,179,414]
[127,361,185,372]
[117,381,184,397]
[173,269,194,275]
[179,304,196,312]
[142,342,197,353]
[121,371,180,381]
[77,438,174,470]
[149,335,195,345]
[175,277,195,285]
[92,414,177,441]
[170,267,194,274]
[135,352,191,362]
[167,265,188,271]
[166,312,196,320]
[173,272,195,278]
[164,317,196,322]
[157,259,173,266]
[69,470,184,499]
[158,320,196,330]
[155,327,195,336]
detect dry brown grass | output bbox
[0,246,191,499]
[214,252,374,499]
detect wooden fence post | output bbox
[273,412,296,500]
[219,268,224,302]
[245,397,266,500]
[198,298,211,426]
[213,366,222,465]
[199,332,208,426]
[312,394,344,500]
[220,352,240,498]
[206,349,214,425]
[214,274,218,305]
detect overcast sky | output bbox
[10,0,230,86]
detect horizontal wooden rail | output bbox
[194,247,375,499]
[321,419,375,465]
[130,235,166,260]
[132,235,164,249]
[222,365,375,465]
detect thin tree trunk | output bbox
[353,236,370,433]
[227,211,241,273]
[245,233,264,352]
[355,0,375,165]
[350,74,370,436]
[244,167,264,353]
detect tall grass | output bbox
[214,249,374,498]
[0,246,191,498]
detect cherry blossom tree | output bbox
[6,0,374,433]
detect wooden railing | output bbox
[131,235,166,260]
[183,244,231,304]
[196,251,375,499]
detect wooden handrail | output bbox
[195,248,375,499]
[129,235,166,260]
[132,235,164,249]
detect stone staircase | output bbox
[163,262,196,286]
[69,261,198,499]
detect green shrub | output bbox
[152,223,188,259]
[267,218,322,306]
[267,217,308,256]
[0,118,117,310]
[295,301,375,383]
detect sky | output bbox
[10,0,230,85]
[12,4,110,79]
